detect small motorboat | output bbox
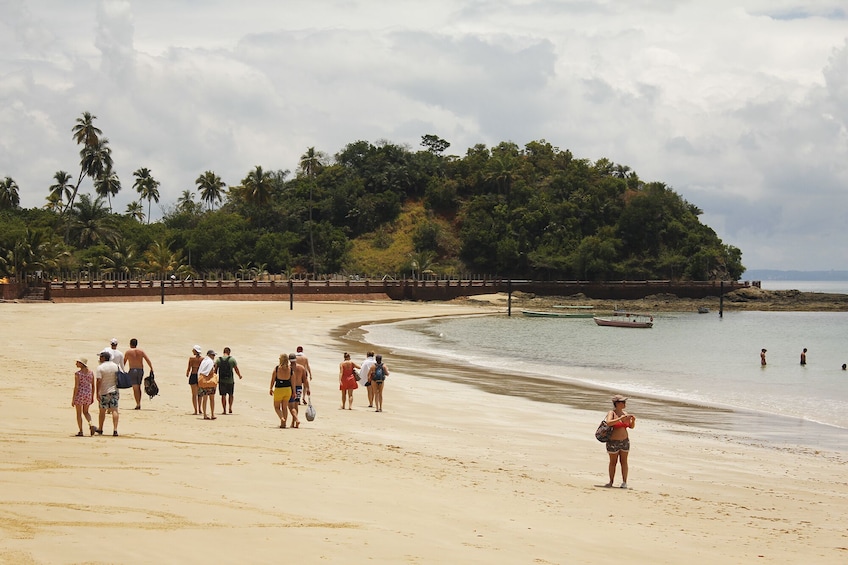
[593,311,654,328]
[697,306,710,314]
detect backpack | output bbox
[374,363,384,379]
[218,356,234,381]
[143,372,159,399]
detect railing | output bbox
[41,278,751,302]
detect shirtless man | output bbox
[124,338,153,409]
[288,353,310,428]
[295,346,312,405]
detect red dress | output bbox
[340,362,359,391]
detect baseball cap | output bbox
[110,338,118,345]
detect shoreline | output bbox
[333,314,848,457]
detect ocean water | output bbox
[356,309,848,452]
[758,280,848,294]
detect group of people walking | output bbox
[70,337,154,437]
[72,340,391,437]
[186,346,243,420]
[338,351,389,411]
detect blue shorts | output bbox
[289,385,303,403]
[128,368,144,386]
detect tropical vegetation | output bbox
[0,112,744,283]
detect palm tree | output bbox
[125,200,145,223]
[64,112,105,218]
[48,171,74,211]
[94,168,121,213]
[142,240,184,279]
[133,167,160,224]
[0,177,21,210]
[44,192,64,212]
[299,148,327,275]
[195,170,225,211]
[71,194,117,246]
[102,238,141,278]
[242,165,272,208]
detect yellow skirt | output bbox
[273,387,291,403]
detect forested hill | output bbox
[0,132,744,282]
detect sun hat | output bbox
[611,394,628,403]
[193,345,202,353]
[77,357,88,366]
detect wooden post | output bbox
[289,279,294,310]
[508,279,512,317]
[160,279,165,304]
[719,280,724,318]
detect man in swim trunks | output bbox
[295,346,312,404]
[216,347,243,414]
[123,338,153,410]
[288,353,309,427]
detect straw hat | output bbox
[76,357,88,367]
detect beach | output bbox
[1,299,846,564]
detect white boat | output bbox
[593,311,654,328]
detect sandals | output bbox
[75,431,84,437]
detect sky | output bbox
[1,0,847,271]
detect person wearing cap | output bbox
[95,350,121,436]
[197,350,218,420]
[71,356,96,437]
[604,394,636,488]
[294,346,312,405]
[108,338,123,368]
[359,351,376,408]
[287,352,309,427]
[123,338,154,410]
[186,345,203,415]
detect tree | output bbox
[195,170,225,211]
[133,167,160,225]
[64,112,106,217]
[142,240,184,279]
[242,165,272,208]
[0,177,21,210]
[299,147,328,275]
[94,168,121,213]
[71,194,117,246]
[48,171,73,211]
[125,200,145,223]
[421,134,450,154]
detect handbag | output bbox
[353,368,361,382]
[595,420,612,442]
[198,372,218,388]
[116,370,133,389]
[305,398,316,421]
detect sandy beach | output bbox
[1,299,846,564]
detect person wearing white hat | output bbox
[186,345,203,415]
[108,338,123,368]
[71,356,96,436]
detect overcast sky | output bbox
[2,0,846,271]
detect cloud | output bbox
[0,0,847,270]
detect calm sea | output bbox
[356,300,848,453]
